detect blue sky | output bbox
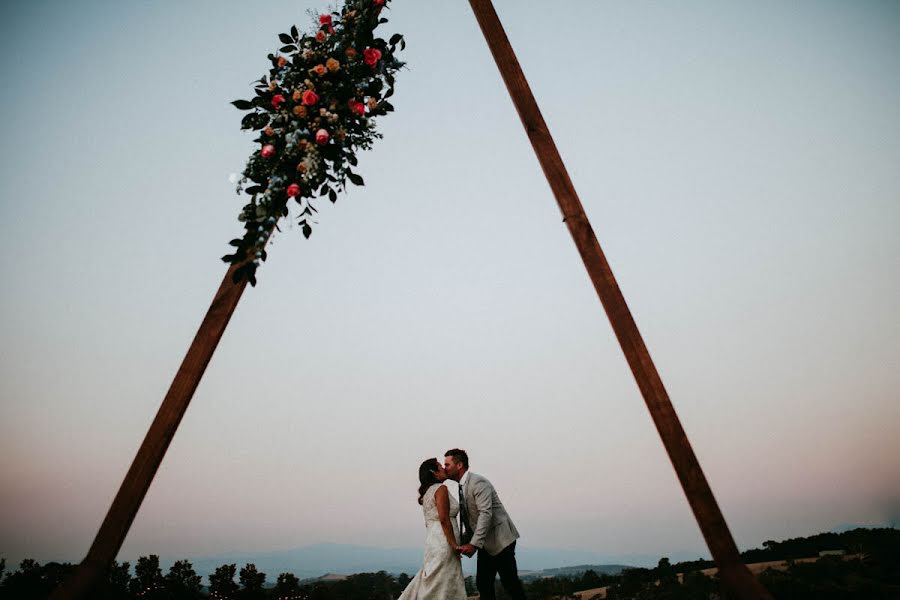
[1,0,898,567]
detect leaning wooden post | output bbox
[467,1,772,598]
[50,261,250,599]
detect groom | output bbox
[444,448,527,600]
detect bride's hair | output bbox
[417,458,441,505]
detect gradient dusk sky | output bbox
[1,0,898,569]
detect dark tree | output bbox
[274,571,301,597]
[107,560,132,600]
[209,563,239,599]
[397,572,411,588]
[238,563,266,599]
[1,559,49,599]
[130,555,166,599]
[464,575,477,595]
[166,559,203,599]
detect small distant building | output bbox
[818,550,846,557]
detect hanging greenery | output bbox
[223,0,404,285]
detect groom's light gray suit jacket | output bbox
[461,472,520,556]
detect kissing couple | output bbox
[397,448,527,600]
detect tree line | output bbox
[1,527,897,599]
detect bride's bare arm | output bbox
[434,485,458,551]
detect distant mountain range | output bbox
[176,543,650,581]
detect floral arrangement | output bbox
[223,0,404,285]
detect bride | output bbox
[398,458,468,599]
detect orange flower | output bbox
[292,89,302,102]
[293,105,308,118]
[312,64,327,76]
[345,47,357,60]
[326,58,340,72]
[277,56,288,67]
[315,30,327,43]
[264,126,275,136]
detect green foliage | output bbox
[237,563,265,599]
[209,563,239,599]
[130,555,166,599]
[464,575,477,595]
[223,0,405,286]
[7,527,898,599]
[166,559,203,599]
[274,571,301,596]
[107,560,133,599]
[0,559,74,599]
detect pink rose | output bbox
[319,14,332,25]
[363,47,382,66]
[301,90,319,106]
[261,144,275,158]
[315,128,330,145]
[271,94,285,109]
[287,183,301,197]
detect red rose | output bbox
[301,90,319,106]
[319,14,332,25]
[363,47,382,66]
[315,30,327,43]
[271,94,285,109]
[348,99,366,116]
[373,0,385,6]
[287,183,301,197]
[261,144,275,158]
[315,128,330,145]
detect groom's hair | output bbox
[444,448,469,469]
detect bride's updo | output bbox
[417,458,441,505]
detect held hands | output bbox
[456,543,477,557]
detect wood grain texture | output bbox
[51,262,250,599]
[467,1,772,598]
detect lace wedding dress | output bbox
[398,483,468,599]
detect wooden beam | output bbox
[467,1,772,598]
[51,262,250,599]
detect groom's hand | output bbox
[458,543,477,557]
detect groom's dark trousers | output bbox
[476,541,527,600]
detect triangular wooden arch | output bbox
[53,2,772,598]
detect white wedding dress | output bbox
[398,483,468,599]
